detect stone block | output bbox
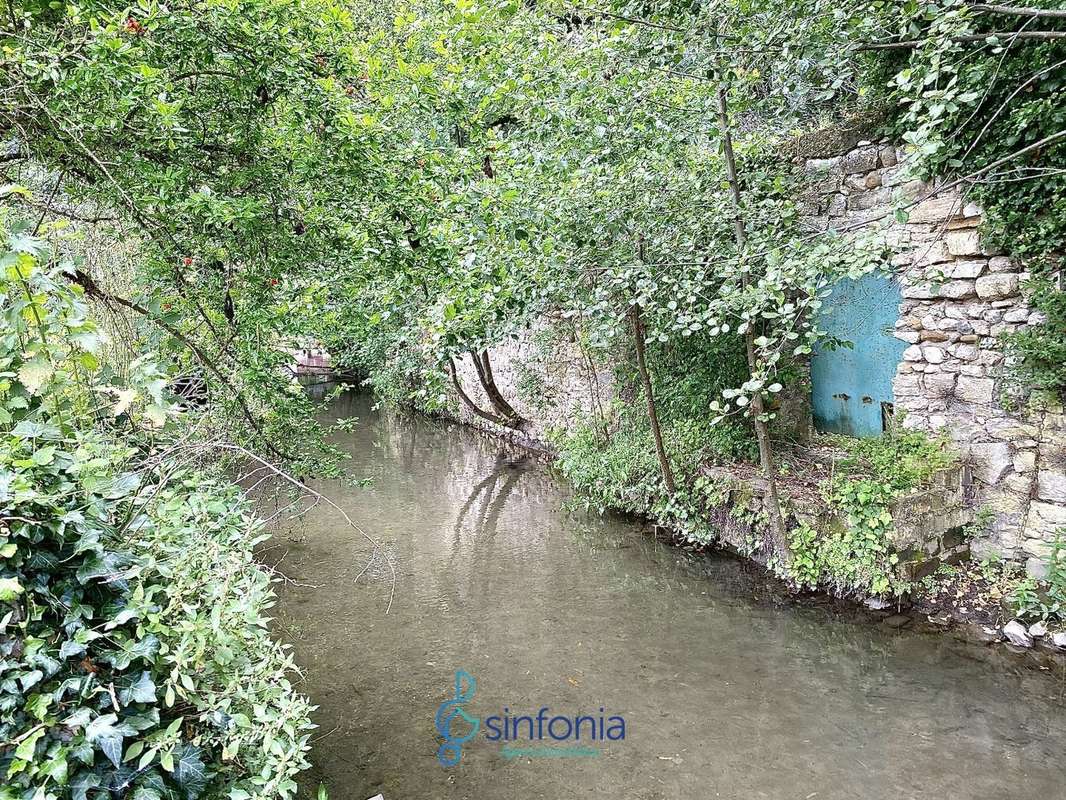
[849,187,892,211]
[914,241,952,266]
[1026,557,1049,581]
[1022,537,1054,559]
[879,145,898,167]
[955,376,994,404]
[920,329,951,342]
[805,157,840,174]
[908,195,963,224]
[945,229,981,256]
[842,146,881,174]
[971,442,1012,485]
[975,274,1020,300]
[951,259,986,279]
[901,282,935,300]
[924,372,957,397]
[923,346,945,364]
[1037,471,1066,503]
[893,374,921,395]
[987,256,1015,273]
[903,345,923,362]
[939,280,976,299]
[1030,501,1066,530]
[843,173,867,191]
[1013,451,1036,473]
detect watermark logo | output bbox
[435,669,626,766]
[435,669,480,767]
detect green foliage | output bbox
[1,0,372,469]
[822,427,958,493]
[1002,271,1066,395]
[553,333,755,540]
[1011,529,1066,623]
[788,428,957,597]
[0,228,311,798]
[864,0,1066,395]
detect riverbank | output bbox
[421,391,1066,663]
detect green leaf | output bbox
[85,713,125,768]
[17,358,52,395]
[172,745,208,794]
[14,727,44,761]
[0,577,23,601]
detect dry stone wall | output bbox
[801,142,1066,576]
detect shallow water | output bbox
[267,392,1066,800]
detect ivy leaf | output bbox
[105,634,161,670]
[0,576,23,601]
[86,713,125,768]
[71,770,102,800]
[14,726,45,760]
[172,744,209,798]
[117,671,157,705]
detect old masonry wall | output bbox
[799,141,1066,577]
[446,141,1065,577]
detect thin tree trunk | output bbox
[448,357,509,426]
[630,304,676,495]
[478,350,524,424]
[715,79,787,557]
[468,348,525,428]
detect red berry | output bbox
[182,257,192,266]
[271,279,279,286]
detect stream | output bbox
[267,391,1066,799]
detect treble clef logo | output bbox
[435,669,480,767]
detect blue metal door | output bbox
[810,272,906,438]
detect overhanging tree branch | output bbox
[856,30,1066,50]
[66,268,295,463]
[970,3,1066,19]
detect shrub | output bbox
[1011,529,1066,623]
[0,225,312,798]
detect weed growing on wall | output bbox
[788,428,958,597]
[1011,529,1066,624]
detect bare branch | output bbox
[856,30,1066,50]
[970,3,1066,19]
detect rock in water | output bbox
[1002,620,1033,648]
[1051,632,1066,650]
[1028,620,1048,638]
